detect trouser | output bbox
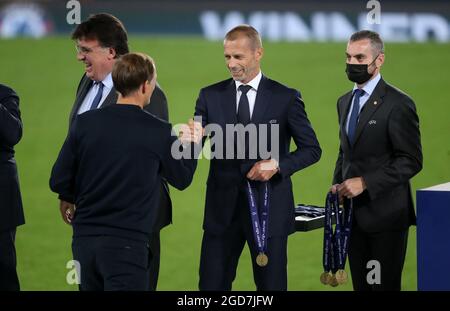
[199,191,288,291]
[148,232,160,291]
[348,224,409,291]
[72,235,152,291]
[0,228,20,291]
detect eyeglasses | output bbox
[75,44,107,55]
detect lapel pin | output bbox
[373,101,378,105]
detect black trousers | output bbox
[348,224,409,291]
[72,235,152,291]
[148,232,160,291]
[199,191,288,291]
[0,228,20,291]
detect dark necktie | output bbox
[237,85,252,125]
[347,88,365,145]
[89,82,104,110]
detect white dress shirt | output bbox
[235,71,262,119]
[77,73,114,115]
[345,73,382,134]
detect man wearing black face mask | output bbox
[330,30,422,291]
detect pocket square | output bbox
[368,120,377,125]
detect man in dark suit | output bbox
[331,30,423,291]
[0,84,24,291]
[63,13,170,290]
[191,25,321,290]
[50,53,196,290]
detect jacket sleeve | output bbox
[193,88,209,151]
[278,91,322,178]
[362,97,423,200]
[160,126,198,191]
[332,100,343,184]
[49,120,79,204]
[0,85,23,147]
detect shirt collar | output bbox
[93,73,113,89]
[235,71,262,92]
[101,73,113,89]
[352,73,381,96]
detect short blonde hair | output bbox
[112,52,155,97]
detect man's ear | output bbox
[141,82,147,95]
[377,53,385,67]
[375,53,384,68]
[108,48,117,60]
[255,47,264,62]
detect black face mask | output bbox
[345,55,378,84]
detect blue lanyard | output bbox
[246,181,270,257]
[322,193,334,273]
[323,193,353,272]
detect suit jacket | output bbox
[195,75,321,237]
[333,78,423,233]
[50,104,196,240]
[0,84,24,231]
[68,74,172,231]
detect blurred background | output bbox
[0,0,449,290]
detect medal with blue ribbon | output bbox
[335,197,353,284]
[246,180,270,267]
[320,192,334,285]
[320,192,353,286]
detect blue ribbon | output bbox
[340,198,353,269]
[246,180,270,256]
[322,193,334,273]
[322,192,353,273]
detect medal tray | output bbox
[295,204,341,232]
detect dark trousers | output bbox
[72,235,151,291]
[0,228,20,291]
[348,224,409,291]
[148,232,160,291]
[199,192,288,291]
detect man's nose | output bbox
[347,57,358,64]
[76,52,85,61]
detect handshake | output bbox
[178,119,204,144]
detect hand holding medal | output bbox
[320,192,353,287]
[246,181,270,268]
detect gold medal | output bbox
[335,269,348,284]
[256,252,268,267]
[329,274,339,287]
[320,272,331,285]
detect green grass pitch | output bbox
[1,37,449,290]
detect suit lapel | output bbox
[100,86,118,107]
[353,79,386,145]
[70,75,92,125]
[339,91,353,150]
[221,79,238,125]
[251,75,272,124]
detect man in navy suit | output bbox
[64,13,171,290]
[0,84,24,291]
[192,25,321,290]
[331,30,422,291]
[50,53,197,290]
